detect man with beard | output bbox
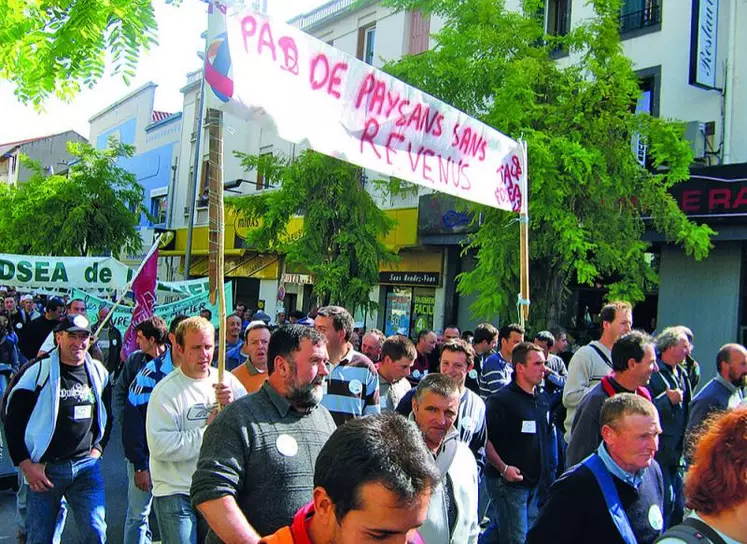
[685,343,747,449]
[191,325,336,544]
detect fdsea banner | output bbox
[0,254,131,290]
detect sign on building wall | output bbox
[379,271,440,287]
[205,5,526,212]
[689,0,719,89]
[671,163,747,219]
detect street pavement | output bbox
[0,421,138,544]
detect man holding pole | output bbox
[146,317,246,543]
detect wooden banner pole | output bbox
[207,107,227,396]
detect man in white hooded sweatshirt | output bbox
[411,373,479,544]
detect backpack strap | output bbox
[655,517,729,544]
[590,344,613,369]
[583,454,637,544]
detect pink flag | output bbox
[120,245,159,361]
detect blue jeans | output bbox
[17,470,69,540]
[153,494,201,544]
[124,462,153,544]
[26,456,106,544]
[485,475,539,544]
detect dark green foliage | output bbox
[229,150,396,315]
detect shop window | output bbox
[383,286,436,338]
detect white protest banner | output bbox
[204,4,526,212]
[74,282,234,333]
[0,254,131,290]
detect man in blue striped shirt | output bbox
[480,323,525,399]
[315,306,380,426]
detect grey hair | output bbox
[656,327,687,354]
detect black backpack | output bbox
[655,517,728,544]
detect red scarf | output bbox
[601,375,651,401]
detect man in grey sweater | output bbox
[191,325,336,543]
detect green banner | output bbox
[0,254,131,290]
[73,282,233,333]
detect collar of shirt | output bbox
[340,345,362,366]
[656,360,683,388]
[496,351,510,367]
[262,381,295,418]
[289,501,315,544]
[715,373,742,396]
[239,350,265,376]
[509,380,537,399]
[596,443,643,489]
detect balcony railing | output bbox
[289,0,371,29]
[620,2,662,34]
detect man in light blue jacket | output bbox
[4,315,112,544]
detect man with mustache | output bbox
[191,325,337,544]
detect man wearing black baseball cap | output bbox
[4,313,113,543]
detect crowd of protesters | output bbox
[0,288,746,544]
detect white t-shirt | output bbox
[39,331,56,354]
[146,366,247,497]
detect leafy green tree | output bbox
[383,0,714,327]
[0,0,158,105]
[0,139,146,256]
[229,151,396,315]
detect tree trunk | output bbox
[529,260,570,330]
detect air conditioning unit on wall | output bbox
[684,121,707,160]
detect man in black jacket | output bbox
[18,298,64,361]
[647,327,692,527]
[527,394,665,544]
[484,342,555,544]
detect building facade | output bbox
[0,130,88,185]
[536,0,747,377]
[153,0,746,375]
[88,82,183,272]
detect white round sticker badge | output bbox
[16,322,22,330]
[412,370,422,379]
[648,504,663,531]
[468,369,478,380]
[276,434,298,457]
[349,379,363,395]
[461,416,474,432]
